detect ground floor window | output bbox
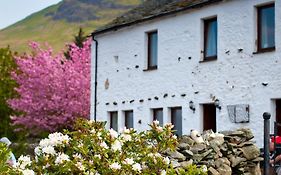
[124,110,134,129]
[109,111,118,131]
[152,108,163,126]
[170,107,182,136]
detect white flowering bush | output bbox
[7,119,207,175]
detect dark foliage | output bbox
[64,28,88,60]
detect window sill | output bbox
[199,57,217,63]
[253,47,275,54]
[143,66,157,71]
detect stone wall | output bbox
[165,128,262,175]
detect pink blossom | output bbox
[8,39,91,134]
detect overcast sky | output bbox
[0,0,62,30]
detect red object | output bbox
[271,136,281,144]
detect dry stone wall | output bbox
[164,128,262,175]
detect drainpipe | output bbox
[92,34,98,121]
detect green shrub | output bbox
[0,47,18,139]
[0,143,18,175]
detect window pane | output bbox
[153,108,163,126]
[148,31,158,67]
[125,111,133,129]
[259,5,275,49]
[205,19,217,58]
[110,112,118,131]
[171,107,182,136]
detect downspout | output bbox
[92,34,98,121]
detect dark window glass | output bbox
[171,107,182,136]
[110,111,118,131]
[148,31,158,69]
[153,108,163,126]
[125,110,133,129]
[204,18,217,60]
[258,4,275,51]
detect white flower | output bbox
[55,153,69,165]
[160,170,166,175]
[109,162,121,170]
[156,126,163,132]
[73,153,82,159]
[48,132,70,146]
[97,132,102,140]
[42,146,56,155]
[165,123,174,129]
[153,120,159,125]
[86,172,97,175]
[75,162,85,171]
[88,120,94,124]
[121,134,132,142]
[90,129,96,134]
[17,155,32,169]
[121,127,130,134]
[34,146,41,156]
[100,141,108,149]
[21,169,35,175]
[123,158,134,165]
[39,138,50,147]
[154,153,162,158]
[39,132,70,148]
[202,165,208,172]
[132,163,142,172]
[111,140,122,152]
[94,154,101,159]
[172,135,177,139]
[78,142,84,148]
[141,162,148,170]
[109,128,118,138]
[163,157,170,165]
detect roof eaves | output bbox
[92,0,223,36]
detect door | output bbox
[203,104,216,132]
[276,100,281,135]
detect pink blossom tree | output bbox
[8,39,91,134]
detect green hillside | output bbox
[0,0,141,53]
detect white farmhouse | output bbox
[90,0,281,146]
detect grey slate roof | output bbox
[92,0,223,35]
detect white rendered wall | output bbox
[91,0,281,147]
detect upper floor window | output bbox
[147,31,158,69]
[257,4,275,52]
[125,110,134,129]
[152,108,163,126]
[110,111,118,131]
[204,17,217,60]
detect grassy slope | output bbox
[0,0,140,53]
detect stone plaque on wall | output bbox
[227,104,250,123]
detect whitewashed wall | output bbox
[91,0,281,147]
